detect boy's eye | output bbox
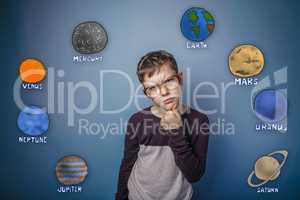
[165,79,172,83]
[146,86,157,93]
[164,77,177,84]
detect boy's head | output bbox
[137,50,183,111]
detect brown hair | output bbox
[137,50,178,82]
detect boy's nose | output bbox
[160,85,169,96]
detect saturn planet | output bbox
[247,150,288,187]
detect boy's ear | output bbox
[178,72,183,85]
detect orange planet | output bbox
[19,58,46,83]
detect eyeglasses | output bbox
[144,74,180,97]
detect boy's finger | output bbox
[172,102,177,111]
[174,110,181,119]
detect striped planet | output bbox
[56,155,88,185]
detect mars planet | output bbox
[229,44,264,77]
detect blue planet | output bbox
[180,7,215,42]
[17,106,49,136]
[253,90,287,123]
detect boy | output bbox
[116,50,209,200]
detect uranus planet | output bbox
[253,89,287,123]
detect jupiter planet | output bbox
[56,155,88,185]
[229,44,264,77]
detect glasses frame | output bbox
[143,74,181,97]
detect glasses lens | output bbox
[146,86,158,97]
[164,76,178,89]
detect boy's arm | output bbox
[115,115,140,200]
[168,113,209,183]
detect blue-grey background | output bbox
[2,0,300,199]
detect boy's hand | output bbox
[160,104,182,130]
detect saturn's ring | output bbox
[247,150,288,187]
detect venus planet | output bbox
[19,58,46,83]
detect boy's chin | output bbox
[160,102,175,111]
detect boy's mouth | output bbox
[163,97,175,105]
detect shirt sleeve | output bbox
[168,112,209,183]
[115,115,141,200]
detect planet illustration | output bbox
[56,155,88,185]
[247,150,288,187]
[19,58,46,83]
[180,7,215,42]
[17,106,49,136]
[229,44,264,77]
[72,21,108,54]
[253,89,288,123]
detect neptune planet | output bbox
[17,105,49,136]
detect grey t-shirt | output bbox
[116,107,209,200]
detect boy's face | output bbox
[142,63,182,111]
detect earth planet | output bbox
[180,7,215,42]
